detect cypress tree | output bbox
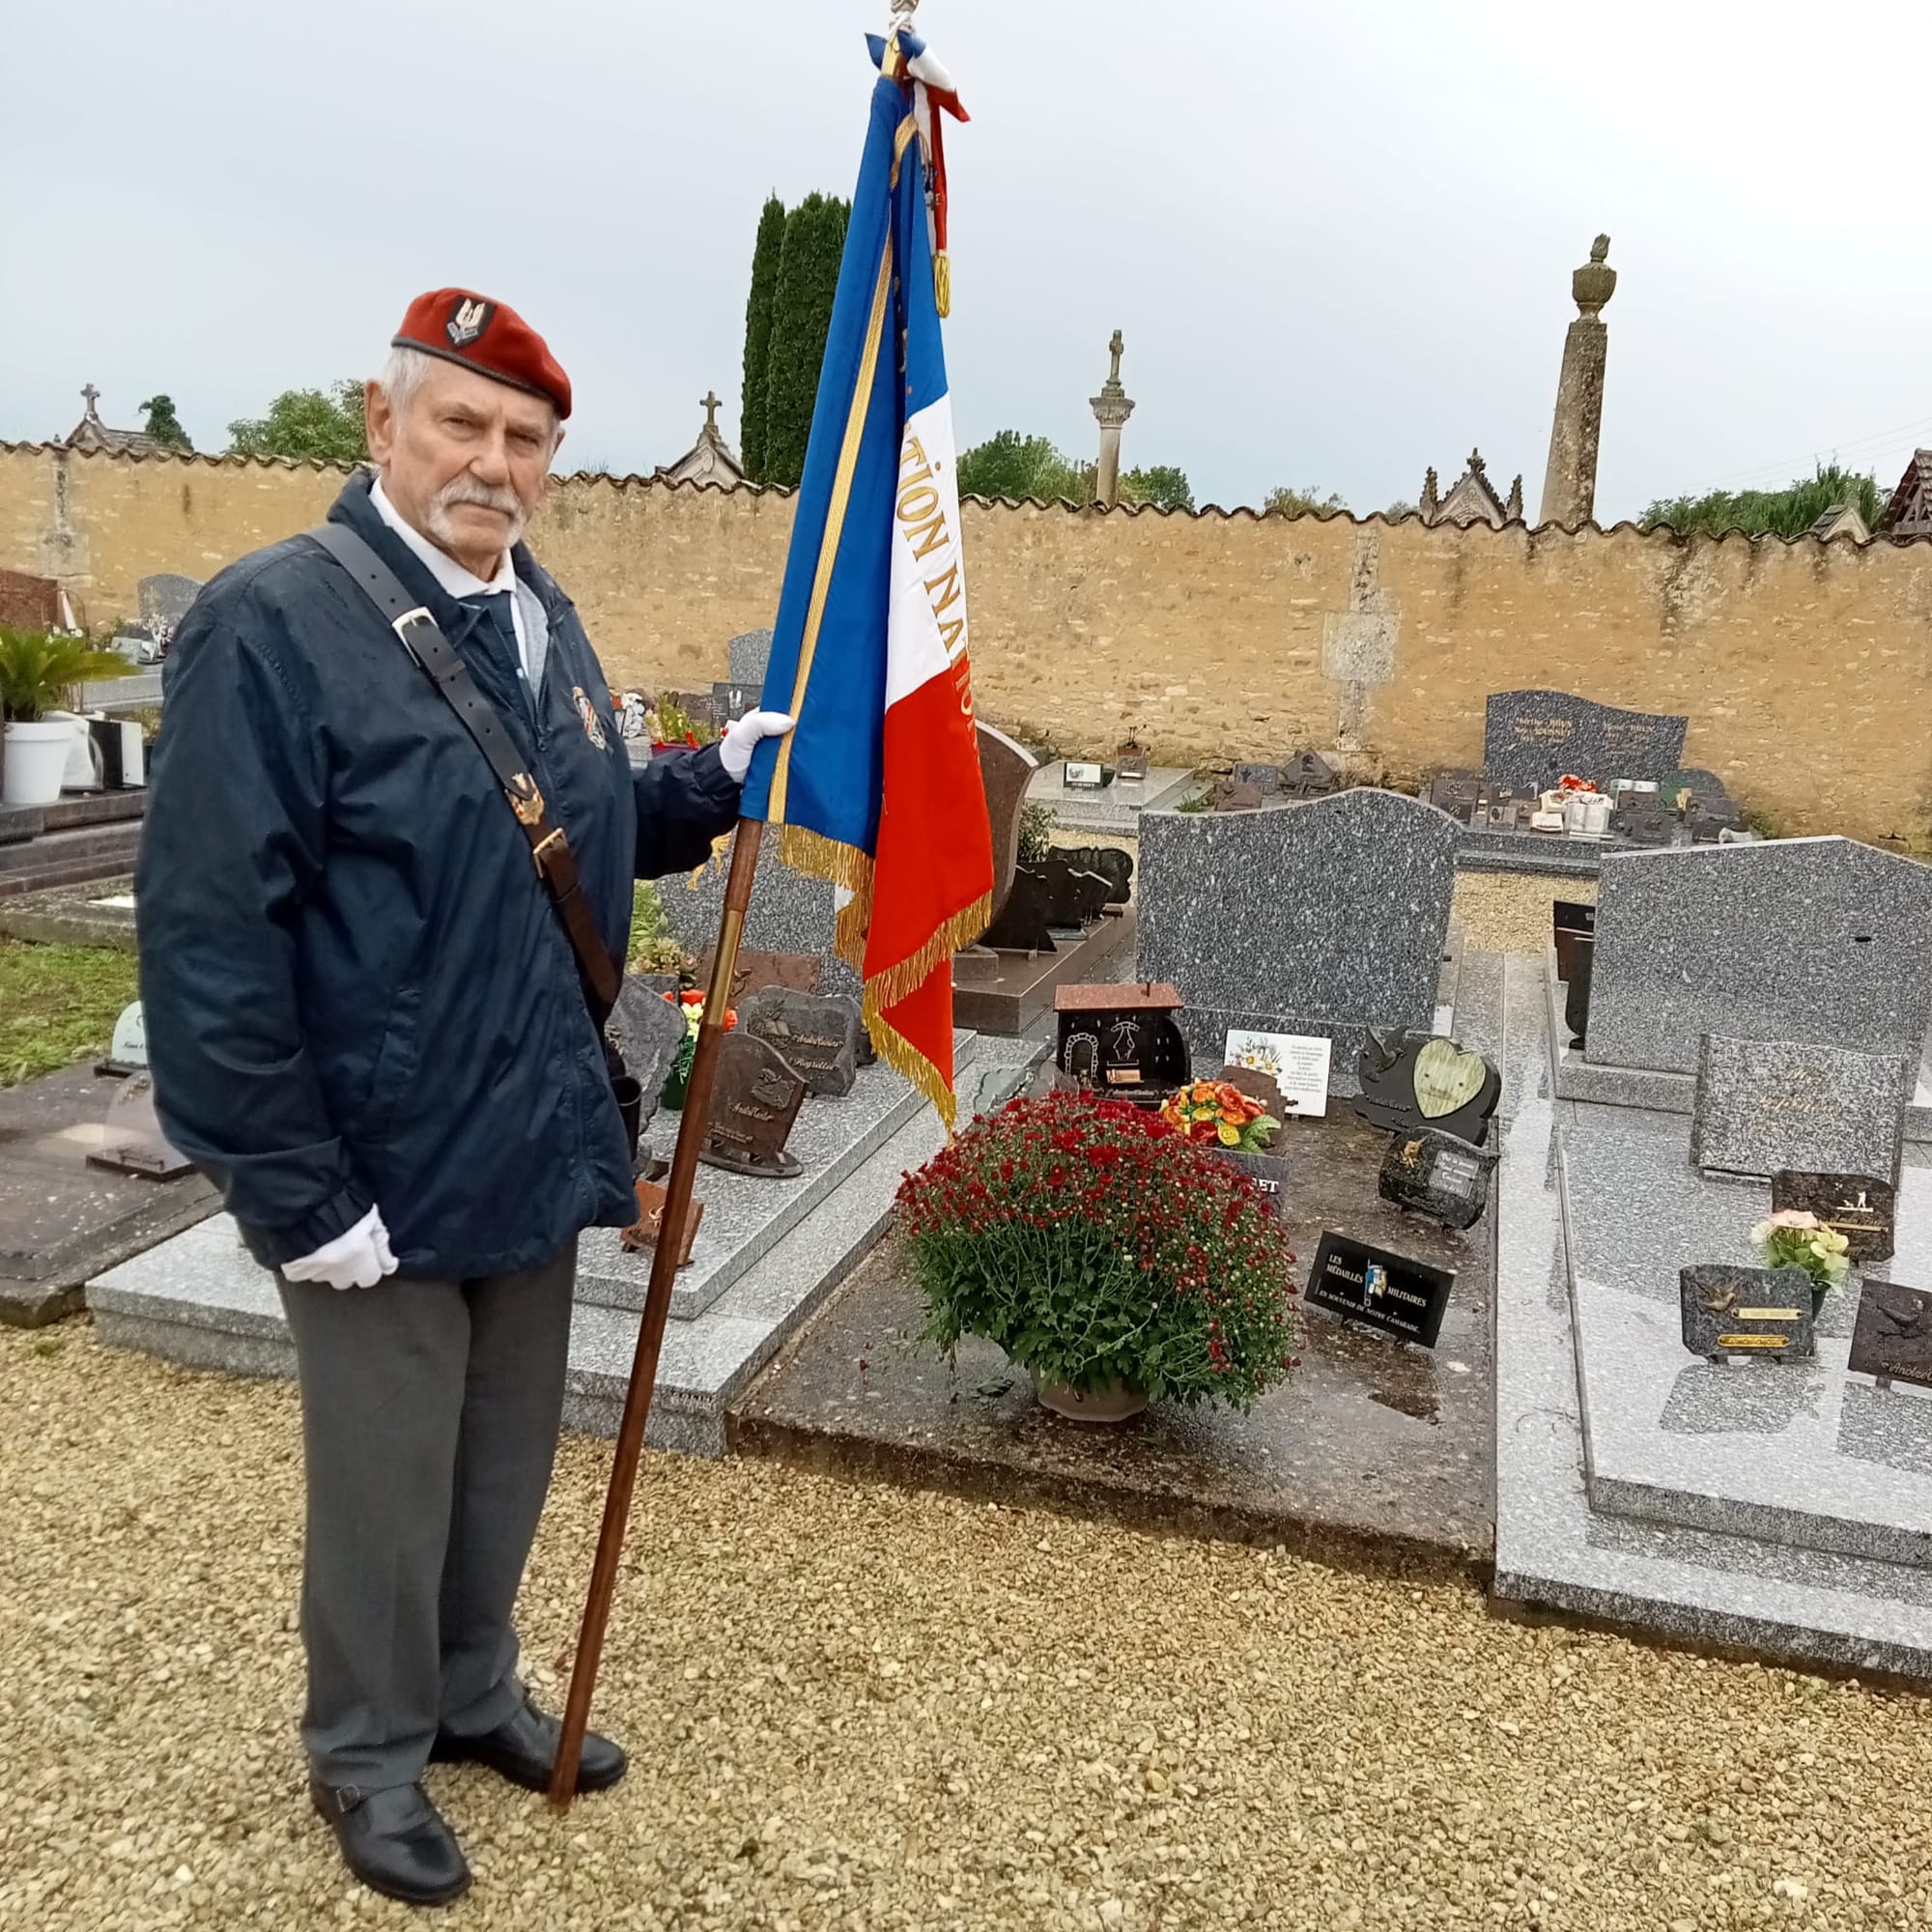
[739,193,786,484]
[760,192,851,490]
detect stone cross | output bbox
[700,390,721,435]
[1107,329,1123,384]
[81,383,101,418]
[1538,234,1616,528]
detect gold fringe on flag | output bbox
[867,1009,961,1133]
[857,890,990,1019]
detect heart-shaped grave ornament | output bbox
[1413,1038,1489,1120]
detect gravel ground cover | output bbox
[1449,871,1596,958]
[6,1322,1931,1931]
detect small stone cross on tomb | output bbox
[700,390,722,435]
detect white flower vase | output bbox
[2,721,77,807]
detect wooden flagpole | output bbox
[549,816,764,1806]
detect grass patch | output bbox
[0,937,139,1089]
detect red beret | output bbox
[391,287,572,419]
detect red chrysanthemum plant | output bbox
[895,1092,1300,1410]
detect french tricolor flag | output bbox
[740,26,992,1127]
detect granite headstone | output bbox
[1484,689,1688,789]
[728,627,775,686]
[607,977,690,1136]
[659,834,859,1001]
[1139,789,1459,1090]
[1587,838,1932,1076]
[977,723,1038,924]
[1690,1034,1912,1184]
[137,573,203,631]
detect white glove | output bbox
[283,1204,399,1291]
[718,710,794,783]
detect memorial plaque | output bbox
[607,978,690,1138]
[620,1178,703,1266]
[694,946,823,1004]
[104,999,148,1075]
[1054,982,1190,1104]
[1770,1172,1896,1265]
[1037,852,1112,927]
[1280,751,1340,800]
[1692,1036,1910,1185]
[712,681,757,727]
[1115,743,1150,782]
[87,1072,195,1180]
[1233,763,1280,795]
[1225,1028,1330,1117]
[1054,844,1133,907]
[1063,760,1106,789]
[1679,1264,1816,1361]
[740,986,862,1097]
[1352,1030,1501,1147]
[700,1033,808,1179]
[1305,1232,1456,1349]
[138,572,203,630]
[1209,778,1265,812]
[1484,690,1688,789]
[1426,770,1484,818]
[979,864,1057,952]
[1378,1127,1498,1232]
[1846,1281,1932,1390]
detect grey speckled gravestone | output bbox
[137,574,203,630]
[1484,690,1687,789]
[1587,838,1932,1075]
[1691,1035,1912,1184]
[728,628,775,687]
[607,977,690,1135]
[1137,787,1460,1089]
[656,834,860,1004]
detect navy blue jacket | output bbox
[137,470,740,1278]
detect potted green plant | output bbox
[896,1092,1300,1422]
[0,629,133,808]
[1750,1209,1852,1317]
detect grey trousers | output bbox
[275,1242,577,1791]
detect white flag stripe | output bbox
[886,396,969,709]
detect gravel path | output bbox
[1450,870,1597,958]
[5,1323,1929,1931]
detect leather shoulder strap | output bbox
[306,523,622,1023]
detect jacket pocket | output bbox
[355,981,423,1143]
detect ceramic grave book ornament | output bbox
[699,1033,809,1179]
[1351,1031,1501,1147]
[1678,1264,1816,1361]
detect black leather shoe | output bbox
[432,1693,628,1795]
[309,1778,470,1908]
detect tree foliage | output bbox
[739,193,786,484]
[1119,465,1194,513]
[955,431,1092,503]
[137,395,192,451]
[1640,463,1885,540]
[761,193,850,490]
[1263,484,1348,518]
[227,380,368,465]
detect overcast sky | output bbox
[7,2,1931,522]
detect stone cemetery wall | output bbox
[8,438,1932,844]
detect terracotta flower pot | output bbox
[1030,1371,1148,1423]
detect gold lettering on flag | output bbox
[897,435,970,666]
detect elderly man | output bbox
[138,289,789,1908]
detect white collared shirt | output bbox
[369,477,548,696]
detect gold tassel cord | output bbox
[933,252,952,319]
[867,1009,959,1135]
[857,890,992,1021]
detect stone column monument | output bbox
[1090,329,1135,508]
[1537,236,1616,528]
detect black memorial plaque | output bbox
[700,1033,808,1179]
[1209,778,1265,812]
[1115,742,1150,782]
[1771,1172,1896,1266]
[979,864,1057,952]
[1378,1127,1499,1233]
[1233,763,1280,795]
[711,681,757,727]
[1280,750,1340,799]
[1847,1281,1932,1390]
[1352,1031,1501,1148]
[1484,690,1688,790]
[1427,769,1484,818]
[1055,844,1133,907]
[1305,1232,1456,1349]
[1037,852,1113,927]
[1678,1264,1816,1361]
[695,946,823,1004]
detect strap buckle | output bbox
[391,608,438,670]
[529,828,567,874]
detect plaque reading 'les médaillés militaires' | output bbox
[1304,1233,1456,1349]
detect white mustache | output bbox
[434,476,526,519]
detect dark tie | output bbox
[460,592,530,720]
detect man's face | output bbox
[366,359,560,575]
